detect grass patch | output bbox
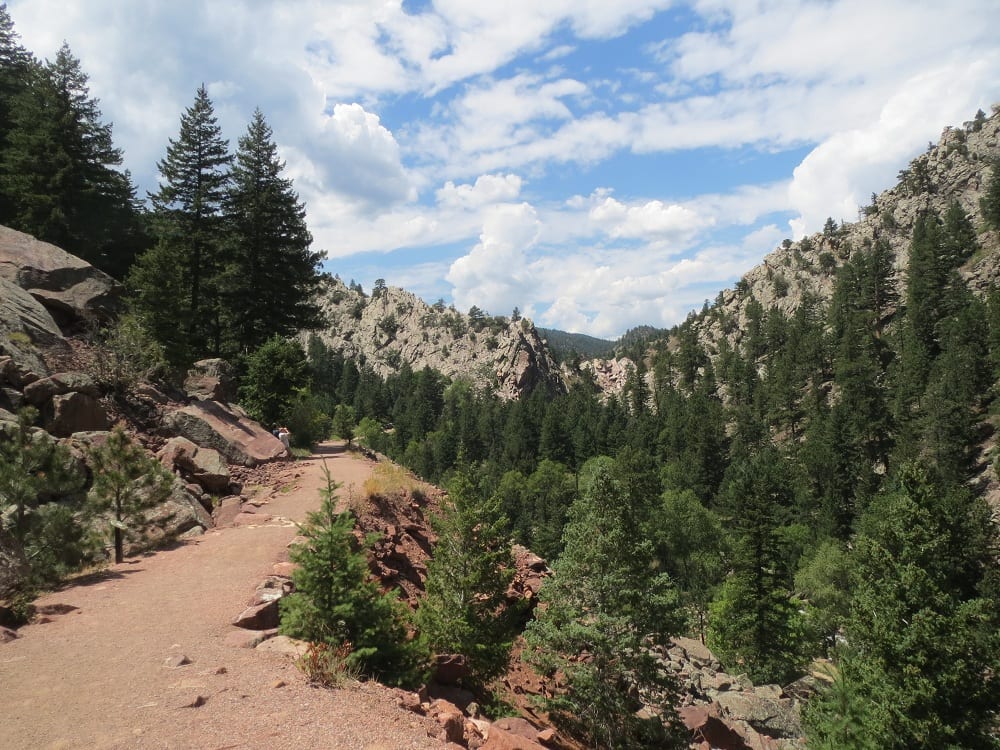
[362,463,428,503]
[295,641,360,688]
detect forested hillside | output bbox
[3,2,1000,745]
[306,108,1000,748]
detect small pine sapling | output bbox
[87,426,173,563]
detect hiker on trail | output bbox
[277,426,291,451]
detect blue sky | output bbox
[9,0,1000,338]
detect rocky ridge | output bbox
[314,277,566,399]
[686,107,1000,361]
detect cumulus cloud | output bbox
[788,57,1000,236]
[436,174,523,209]
[446,203,542,314]
[589,196,706,240]
[9,0,1000,337]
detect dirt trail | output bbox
[0,442,446,750]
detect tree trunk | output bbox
[114,526,124,564]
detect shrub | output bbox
[280,468,423,685]
[295,641,360,688]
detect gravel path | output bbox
[0,443,448,750]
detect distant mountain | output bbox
[537,328,615,363]
[312,280,566,399]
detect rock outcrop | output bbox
[664,637,808,749]
[0,277,67,375]
[313,281,565,399]
[0,224,121,330]
[157,436,232,494]
[163,400,289,466]
[687,109,1000,369]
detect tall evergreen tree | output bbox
[524,458,686,749]
[0,43,142,275]
[805,465,1000,749]
[140,85,231,359]
[415,471,517,690]
[220,108,322,358]
[708,445,806,684]
[0,3,32,223]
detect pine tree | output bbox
[279,469,420,684]
[805,465,1000,748]
[981,158,1000,231]
[0,43,142,274]
[220,109,323,358]
[0,408,81,542]
[237,335,310,428]
[524,458,687,749]
[0,3,32,225]
[415,470,516,690]
[142,85,231,359]
[86,426,173,563]
[708,445,807,684]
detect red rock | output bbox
[679,704,753,750]
[481,726,546,750]
[272,562,297,578]
[492,717,540,741]
[232,600,279,630]
[223,627,277,648]
[432,653,470,684]
[0,626,18,643]
[436,711,465,744]
[535,727,556,746]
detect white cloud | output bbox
[589,197,706,240]
[446,203,542,313]
[9,0,1000,338]
[788,56,1000,237]
[436,174,523,209]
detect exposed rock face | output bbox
[580,356,635,399]
[183,358,236,403]
[163,400,288,466]
[23,372,100,405]
[0,276,66,375]
[688,110,1000,367]
[157,436,232,494]
[0,224,121,330]
[46,391,110,437]
[313,281,565,399]
[661,637,806,749]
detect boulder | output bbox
[163,400,288,466]
[213,496,244,527]
[0,276,65,375]
[481,727,547,750]
[157,436,231,493]
[716,690,803,740]
[45,391,110,437]
[139,478,214,545]
[183,358,236,403]
[429,699,465,744]
[233,600,280,630]
[680,704,755,750]
[23,371,100,405]
[0,224,121,330]
[432,653,470,684]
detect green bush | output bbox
[280,469,423,685]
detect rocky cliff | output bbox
[685,108,1000,358]
[313,278,566,399]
